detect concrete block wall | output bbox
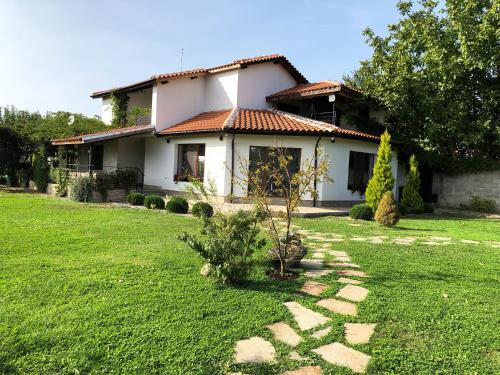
[432,170,500,208]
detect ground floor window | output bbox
[248,146,301,196]
[347,150,375,194]
[176,144,205,182]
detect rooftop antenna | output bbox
[180,48,184,72]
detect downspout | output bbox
[230,132,235,203]
[313,136,322,207]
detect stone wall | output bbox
[432,170,500,208]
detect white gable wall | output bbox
[152,77,206,132]
[204,70,239,111]
[101,97,113,125]
[236,62,297,109]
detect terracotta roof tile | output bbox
[267,81,362,101]
[52,125,154,145]
[157,110,233,135]
[158,108,379,142]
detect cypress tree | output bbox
[375,191,400,227]
[401,154,424,214]
[365,130,394,210]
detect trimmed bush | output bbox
[127,192,145,206]
[349,204,373,220]
[468,196,496,213]
[70,177,95,202]
[192,202,214,218]
[375,191,400,227]
[401,155,424,214]
[365,130,395,211]
[33,151,50,193]
[166,196,189,214]
[423,202,434,213]
[144,195,165,210]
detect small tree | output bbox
[33,147,50,192]
[365,130,394,210]
[375,191,400,227]
[401,154,424,214]
[238,146,331,277]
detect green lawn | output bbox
[0,192,499,374]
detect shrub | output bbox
[166,196,189,214]
[70,177,95,202]
[144,195,165,210]
[365,130,395,211]
[423,202,434,213]
[375,191,400,227]
[192,202,214,218]
[179,210,266,284]
[401,155,424,214]
[33,151,50,193]
[349,204,373,220]
[467,196,497,213]
[0,175,7,185]
[127,192,145,206]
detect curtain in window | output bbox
[177,144,205,181]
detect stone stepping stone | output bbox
[280,366,322,375]
[344,323,377,344]
[316,298,357,316]
[327,238,345,242]
[337,270,369,278]
[370,238,384,244]
[312,252,325,259]
[461,239,480,244]
[301,280,329,296]
[430,236,452,241]
[328,262,361,269]
[330,251,348,257]
[311,326,332,339]
[336,284,369,302]
[335,256,352,262]
[305,269,335,278]
[312,342,370,373]
[300,259,324,270]
[348,223,361,227]
[284,301,331,331]
[267,322,302,347]
[337,277,363,285]
[289,351,308,361]
[421,241,441,245]
[234,336,276,364]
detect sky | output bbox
[0,0,400,117]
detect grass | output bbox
[0,192,499,374]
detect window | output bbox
[176,144,205,181]
[347,151,375,194]
[248,146,301,196]
[90,145,104,170]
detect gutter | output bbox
[230,133,236,202]
[313,136,322,207]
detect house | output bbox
[52,54,405,206]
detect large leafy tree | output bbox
[347,0,499,161]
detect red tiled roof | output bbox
[52,125,154,145]
[267,80,363,101]
[157,110,233,135]
[158,108,379,142]
[91,54,308,98]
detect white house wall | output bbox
[204,70,239,111]
[117,137,145,171]
[152,77,205,132]
[101,97,113,125]
[144,135,228,196]
[237,62,297,109]
[321,138,399,202]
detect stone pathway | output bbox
[232,225,379,373]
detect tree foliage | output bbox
[346,0,500,161]
[401,154,425,213]
[365,130,394,210]
[375,191,400,227]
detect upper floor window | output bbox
[347,151,375,194]
[176,144,205,182]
